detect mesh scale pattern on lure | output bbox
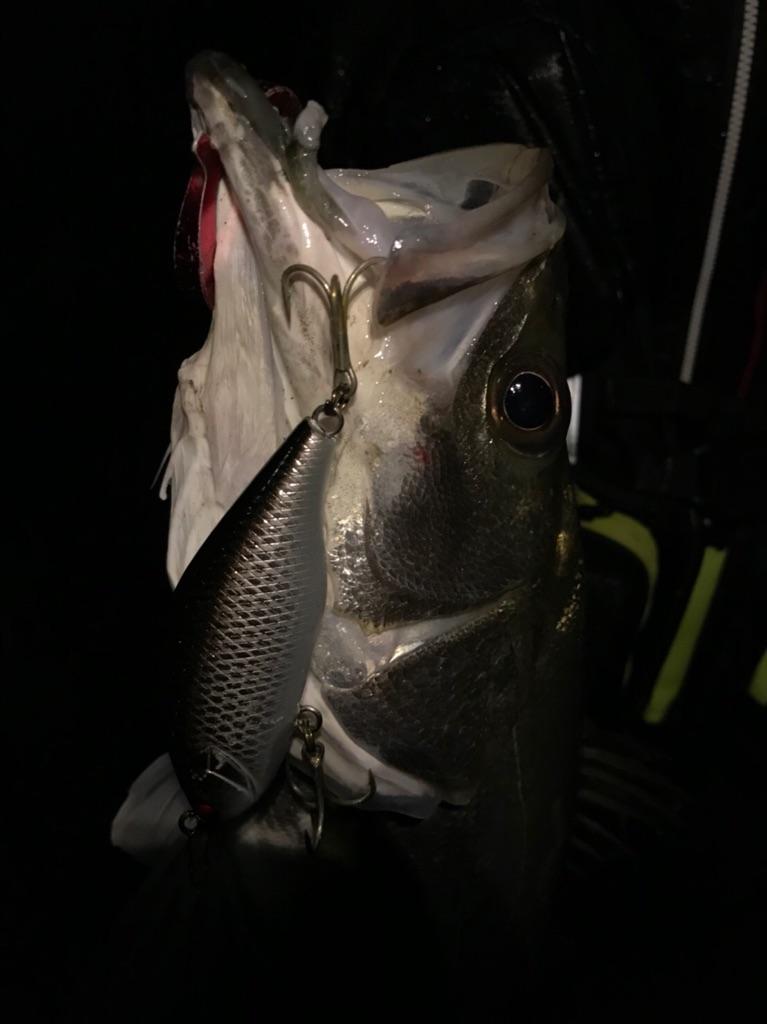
[171,417,334,820]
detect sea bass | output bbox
[113,50,582,978]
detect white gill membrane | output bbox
[112,71,565,854]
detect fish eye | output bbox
[487,360,570,456]
[502,372,556,431]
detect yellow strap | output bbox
[748,649,767,706]
[644,546,728,724]
[576,489,659,626]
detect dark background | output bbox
[3,1,765,1019]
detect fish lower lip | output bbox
[386,607,501,661]
[385,591,521,660]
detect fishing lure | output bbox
[171,258,382,835]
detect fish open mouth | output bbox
[168,55,564,548]
[166,50,563,581]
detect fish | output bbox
[111,49,583,998]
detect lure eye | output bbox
[502,372,556,431]
[488,360,570,457]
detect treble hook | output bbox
[281,257,385,410]
[287,705,377,852]
[329,772,377,808]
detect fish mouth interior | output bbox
[181,50,563,429]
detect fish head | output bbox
[167,52,578,806]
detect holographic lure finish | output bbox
[171,414,336,820]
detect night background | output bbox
[3,1,766,1019]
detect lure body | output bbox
[170,415,335,820]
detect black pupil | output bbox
[503,373,555,430]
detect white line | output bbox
[680,0,760,383]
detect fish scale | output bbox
[171,418,335,817]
